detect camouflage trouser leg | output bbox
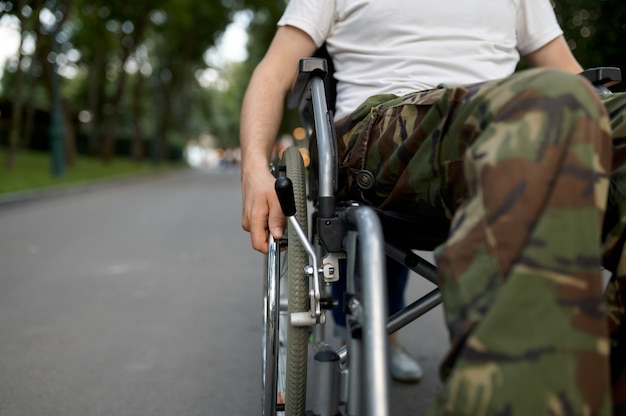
[429,70,617,416]
[601,91,626,415]
[336,68,625,415]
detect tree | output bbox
[205,0,295,150]
[555,0,626,91]
[2,0,45,170]
[1,0,253,168]
[3,0,622,176]
[146,0,232,163]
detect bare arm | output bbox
[524,35,583,73]
[240,25,317,253]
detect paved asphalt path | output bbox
[0,168,448,416]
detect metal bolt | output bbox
[356,170,375,190]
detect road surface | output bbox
[0,168,448,415]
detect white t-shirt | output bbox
[278,0,564,118]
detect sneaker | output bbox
[389,339,423,383]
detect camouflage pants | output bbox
[335,68,626,415]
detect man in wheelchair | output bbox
[240,0,626,414]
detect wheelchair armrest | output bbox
[288,57,328,110]
[580,67,621,91]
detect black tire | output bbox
[262,147,309,416]
[283,147,309,416]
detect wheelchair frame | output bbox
[261,58,622,416]
[263,57,447,416]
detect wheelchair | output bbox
[261,57,622,416]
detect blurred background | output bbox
[0,2,624,415]
[0,0,296,194]
[0,0,624,194]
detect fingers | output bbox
[249,211,270,253]
[268,197,285,241]
[248,216,285,254]
[242,184,285,254]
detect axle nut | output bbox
[356,170,375,190]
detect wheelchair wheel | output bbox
[284,146,309,416]
[262,147,309,416]
[262,234,280,416]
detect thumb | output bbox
[268,199,286,240]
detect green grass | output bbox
[0,149,183,195]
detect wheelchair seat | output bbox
[376,208,450,251]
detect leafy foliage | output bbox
[555,0,626,91]
[0,0,254,168]
[0,0,624,174]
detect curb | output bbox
[0,170,185,209]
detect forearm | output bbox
[238,24,317,252]
[240,65,289,177]
[240,25,317,178]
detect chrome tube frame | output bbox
[387,288,442,334]
[310,77,334,198]
[309,65,391,415]
[344,206,391,416]
[285,215,323,325]
[262,236,281,416]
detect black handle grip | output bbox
[275,177,297,217]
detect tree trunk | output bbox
[86,46,105,156]
[178,73,194,144]
[6,56,24,171]
[152,81,172,165]
[32,0,76,174]
[131,75,145,162]
[6,2,27,171]
[22,63,38,150]
[20,17,43,151]
[101,48,132,163]
[62,100,76,167]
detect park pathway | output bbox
[0,168,447,415]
